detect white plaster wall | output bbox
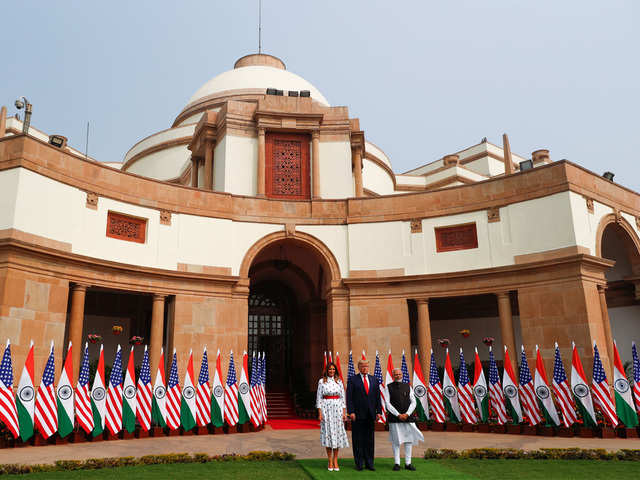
[348,222,406,272]
[319,141,353,199]
[230,223,284,275]
[609,306,640,361]
[124,125,195,164]
[125,144,191,180]
[296,225,349,279]
[0,169,19,229]
[463,157,505,177]
[365,141,392,167]
[394,175,426,187]
[570,193,613,255]
[225,135,258,196]
[213,136,227,192]
[362,158,394,195]
[403,159,443,176]
[176,215,234,270]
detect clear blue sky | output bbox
[2,1,639,189]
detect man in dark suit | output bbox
[346,359,382,471]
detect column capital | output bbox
[597,283,608,293]
[496,291,510,300]
[415,298,429,306]
[312,129,320,140]
[152,293,167,301]
[71,283,90,292]
[258,127,266,136]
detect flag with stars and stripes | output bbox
[412,349,429,421]
[122,346,137,434]
[0,340,19,439]
[105,345,123,436]
[457,348,477,424]
[56,342,74,438]
[488,347,508,425]
[16,340,35,441]
[238,351,252,425]
[151,348,167,428]
[249,352,261,427]
[211,349,225,427]
[347,351,355,381]
[90,344,106,437]
[180,349,197,431]
[473,347,489,423]
[443,348,461,422]
[612,340,637,428]
[632,342,640,414]
[75,343,93,434]
[165,350,181,430]
[502,346,523,424]
[34,341,57,438]
[335,352,344,381]
[570,342,596,427]
[428,349,445,423]
[591,342,618,427]
[534,345,560,427]
[224,351,239,426]
[136,346,152,432]
[196,347,211,427]
[259,352,267,421]
[518,346,541,425]
[374,351,386,423]
[400,351,410,384]
[552,343,576,427]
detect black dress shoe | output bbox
[355,465,363,471]
[366,466,376,471]
[392,464,401,471]
[405,463,416,471]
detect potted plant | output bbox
[112,325,123,335]
[459,329,471,338]
[87,334,102,344]
[438,338,450,349]
[129,336,144,345]
[482,337,494,347]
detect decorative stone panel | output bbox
[410,219,422,233]
[160,210,172,226]
[86,191,98,210]
[487,207,500,223]
[585,197,594,214]
[265,132,310,200]
[435,223,478,253]
[106,211,147,244]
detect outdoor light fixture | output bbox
[300,90,310,97]
[266,88,277,95]
[48,135,67,148]
[519,159,534,171]
[275,89,283,96]
[14,96,32,134]
[603,171,615,181]
[288,90,299,97]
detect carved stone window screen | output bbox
[106,211,147,244]
[265,132,310,200]
[435,222,478,253]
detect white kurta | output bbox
[316,378,349,448]
[385,384,425,446]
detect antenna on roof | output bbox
[85,121,89,160]
[258,0,262,54]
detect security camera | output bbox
[15,99,25,109]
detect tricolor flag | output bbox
[428,349,445,423]
[56,342,74,438]
[457,348,477,424]
[373,351,386,423]
[534,345,560,427]
[323,351,327,371]
[90,344,106,436]
[224,351,239,426]
[122,346,137,434]
[0,340,19,439]
[552,343,577,427]
[347,351,355,381]
[165,350,181,430]
[473,347,489,423]
[488,346,508,425]
[362,350,367,361]
[75,343,93,434]
[151,347,167,428]
[443,348,461,422]
[335,352,344,381]
[612,341,637,428]
[34,341,57,438]
[412,349,429,420]
[632,342,640,414]
[196,347,212,427]
[238,351,252,425]
[105,345,123,436]
[137,346,152,432]
[249,352,261,427]
[16,341,35,441]
[502,346,522,424]
[328,351,333,364]
[211,349,225,427]
[591,342,618,427]
[570,342,597,427]
[518,346,541,425]
[400,350,410,384]
[180,349,197,431]
[259,352,267,421]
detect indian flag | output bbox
[237,351,252,425]
[122,346,137,433]
[502,346,523,424]
[412,349,429,420]
[90,344,106,437]
[181,349,197,430]
[151,347,167,428]
[472,347,489,422]
[211,349,225,427]
[56,342,74,438]
[612,340,638,428]
[16,341,35,441]
[534,345,560,426]
[443,348,461,422]
[570,342,597,427]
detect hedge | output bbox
[424,448,640,461]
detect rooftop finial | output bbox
[258,0,262,54]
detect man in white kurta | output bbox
[385,368,424,471]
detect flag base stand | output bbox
[136,428,150,438]
[535,425,555,436]
[70,431,88,443]
[616,427,638,438]
[180,427,194,436]
[374,422,386,432]
[211,426,223,434]
[556,427,573,437]
[489,424,506,434]
[431,422,445,431]
[597,426,616,438]
[149,427,164,437]
[87,432,103,442]
[54,434,69,445]
[416,422,429,431]
[103,431,120,441]
[122,430,135,440]
[237,423,250,433]
[578,427,595,438]
[194,426,209,435]
[14,437,31,448]
[476,424,490,433]
[461,424,475,432]
[166,428,180,437]
[506,424,522,435]
[446,422,461,432]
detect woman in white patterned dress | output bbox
[317,362,349,471]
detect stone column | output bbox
[352,147,364,197]
[497,292,517,373]
[69,283,88,383]
[327,287,350,358]
[149,294,166,375]
[203,140,214,190]
[416,299,432,373]
[312,130,320,199]
[257,128,266,196]
[191,157,199,187]
[597,284,614,372]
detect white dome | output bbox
[186,65,330,107]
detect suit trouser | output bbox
[352,418,375,468]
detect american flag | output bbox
[137,346,152,431]
[75,343,93,434]
[347,351,355,381]
[519,347,542,425]
[591,343,618,426]
[224,351,239,426]
[0,341,19,438]
[105,346,123,435]
[166,350,181,430]
[259,353,267,421]
[401,350,410,384]
[249,352,261,427]
[632,343,640,413]
[552,343,577,427]
[488,347,508,425]
[373,351,386,423]
[34,342,57,438]
[428,350,445,423]
[196,348,211,427]
[457,349,477,424]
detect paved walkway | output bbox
[1,428,639,466]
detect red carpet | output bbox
[267,418,321,430]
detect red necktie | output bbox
[363,375,369,394]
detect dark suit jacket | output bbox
[346,374,382,420]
